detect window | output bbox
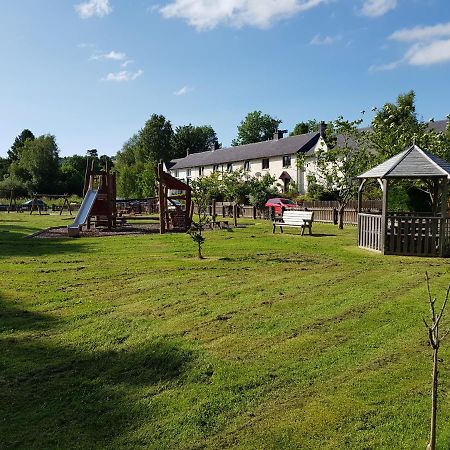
[186,168,191,177]
[213,164,220,173]
[283,155,291,168]
[174,169,179,178]
[262,158,269,169]
[226,162,233,173]
[186,177,191,185]
[244,160,250,171]
[199,166,204,176]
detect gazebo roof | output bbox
[358,145,450,179]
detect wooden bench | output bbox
[273,210,314,235]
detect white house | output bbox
[167,125,327,194]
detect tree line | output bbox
[1,90,449,204]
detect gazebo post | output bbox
[439,178,448,257]
[357,179,366,213]
[380,178,389,255]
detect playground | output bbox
[2,211,450,449]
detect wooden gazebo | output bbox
[357,145,450,257]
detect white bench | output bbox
[273,210,314,235]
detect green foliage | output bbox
[368,90,450,162]
[0,175,28,196]
[60,155,87,196]
[188,177,214,258]
[310,117,373,227]
[232,111,282,146]
[290,119,320,136]
[247,173,278,210]
[0,156,9,181]
[115,114,174,198]
[140,114,174,162]
[172,124,220,159]
[8,129,35,162]
[13,135,61,194]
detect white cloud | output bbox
[102,69,144,82]
[405,39,450,66]
[369,60,401,72]
[372,20,450,71]
[389,21,450,42]
[310,34,341,45]
[173,85,193,95]
[75,0,112,19]
[91,50,127,61]
[160,0,329,31]
[360,0,397,17]
[121,59,134,68]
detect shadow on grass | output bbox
[0,223,88,259]
[0,295,194,448]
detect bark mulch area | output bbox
[32,223,161,239]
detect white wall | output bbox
[170,137,327,194]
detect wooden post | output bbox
[439,178,448,257]
[233,203,238,227]
[158,162,166,234]
[380,178,389,255]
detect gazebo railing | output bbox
[358,213,382,252]
[358,214,450,256]
[386,215,441,256]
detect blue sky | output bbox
[1,0,449,157]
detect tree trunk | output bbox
[233,203,238,227]
[197,242,203,260]
[338,205,345,230]
[427,346,439,450]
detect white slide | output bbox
[67,189,98,237]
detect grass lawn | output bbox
[2,212,450,449]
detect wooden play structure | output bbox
[156,161,192,234]
[67,159,117,237]
[83,160,117,229]
[357,145,450,257]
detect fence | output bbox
[206,201,382,226]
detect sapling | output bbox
[423,273,450,450]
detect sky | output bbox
[1,0,450,158]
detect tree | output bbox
[140,114,174,162]
[423,274,450,450]
[0,156,9,181]
[60,155,88,196]
[368,91,450,209]
[232,111,282,146]
[16,135,61,194]
[172,124,220,159]
[247,173,277,212]
[86,148,98,159]
[308,117,372,229]
[188,177,213,259]
[290,120,320,136]
[8,129,35,162]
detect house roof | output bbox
[170,132,320,170]
[357,145,450,179]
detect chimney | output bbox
[186,148,190,156]
[273,129,288,140]
[319,121,326,139]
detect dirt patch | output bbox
[32,223,162,239]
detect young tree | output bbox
[423,274,450,450]
[247,173,277,212]
[8,129,35,162]
[172,124,220,158]
[232,111,282,146]
[308,117,372,229]
[188,177,214,259]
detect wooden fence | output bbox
[208,201,381,226]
